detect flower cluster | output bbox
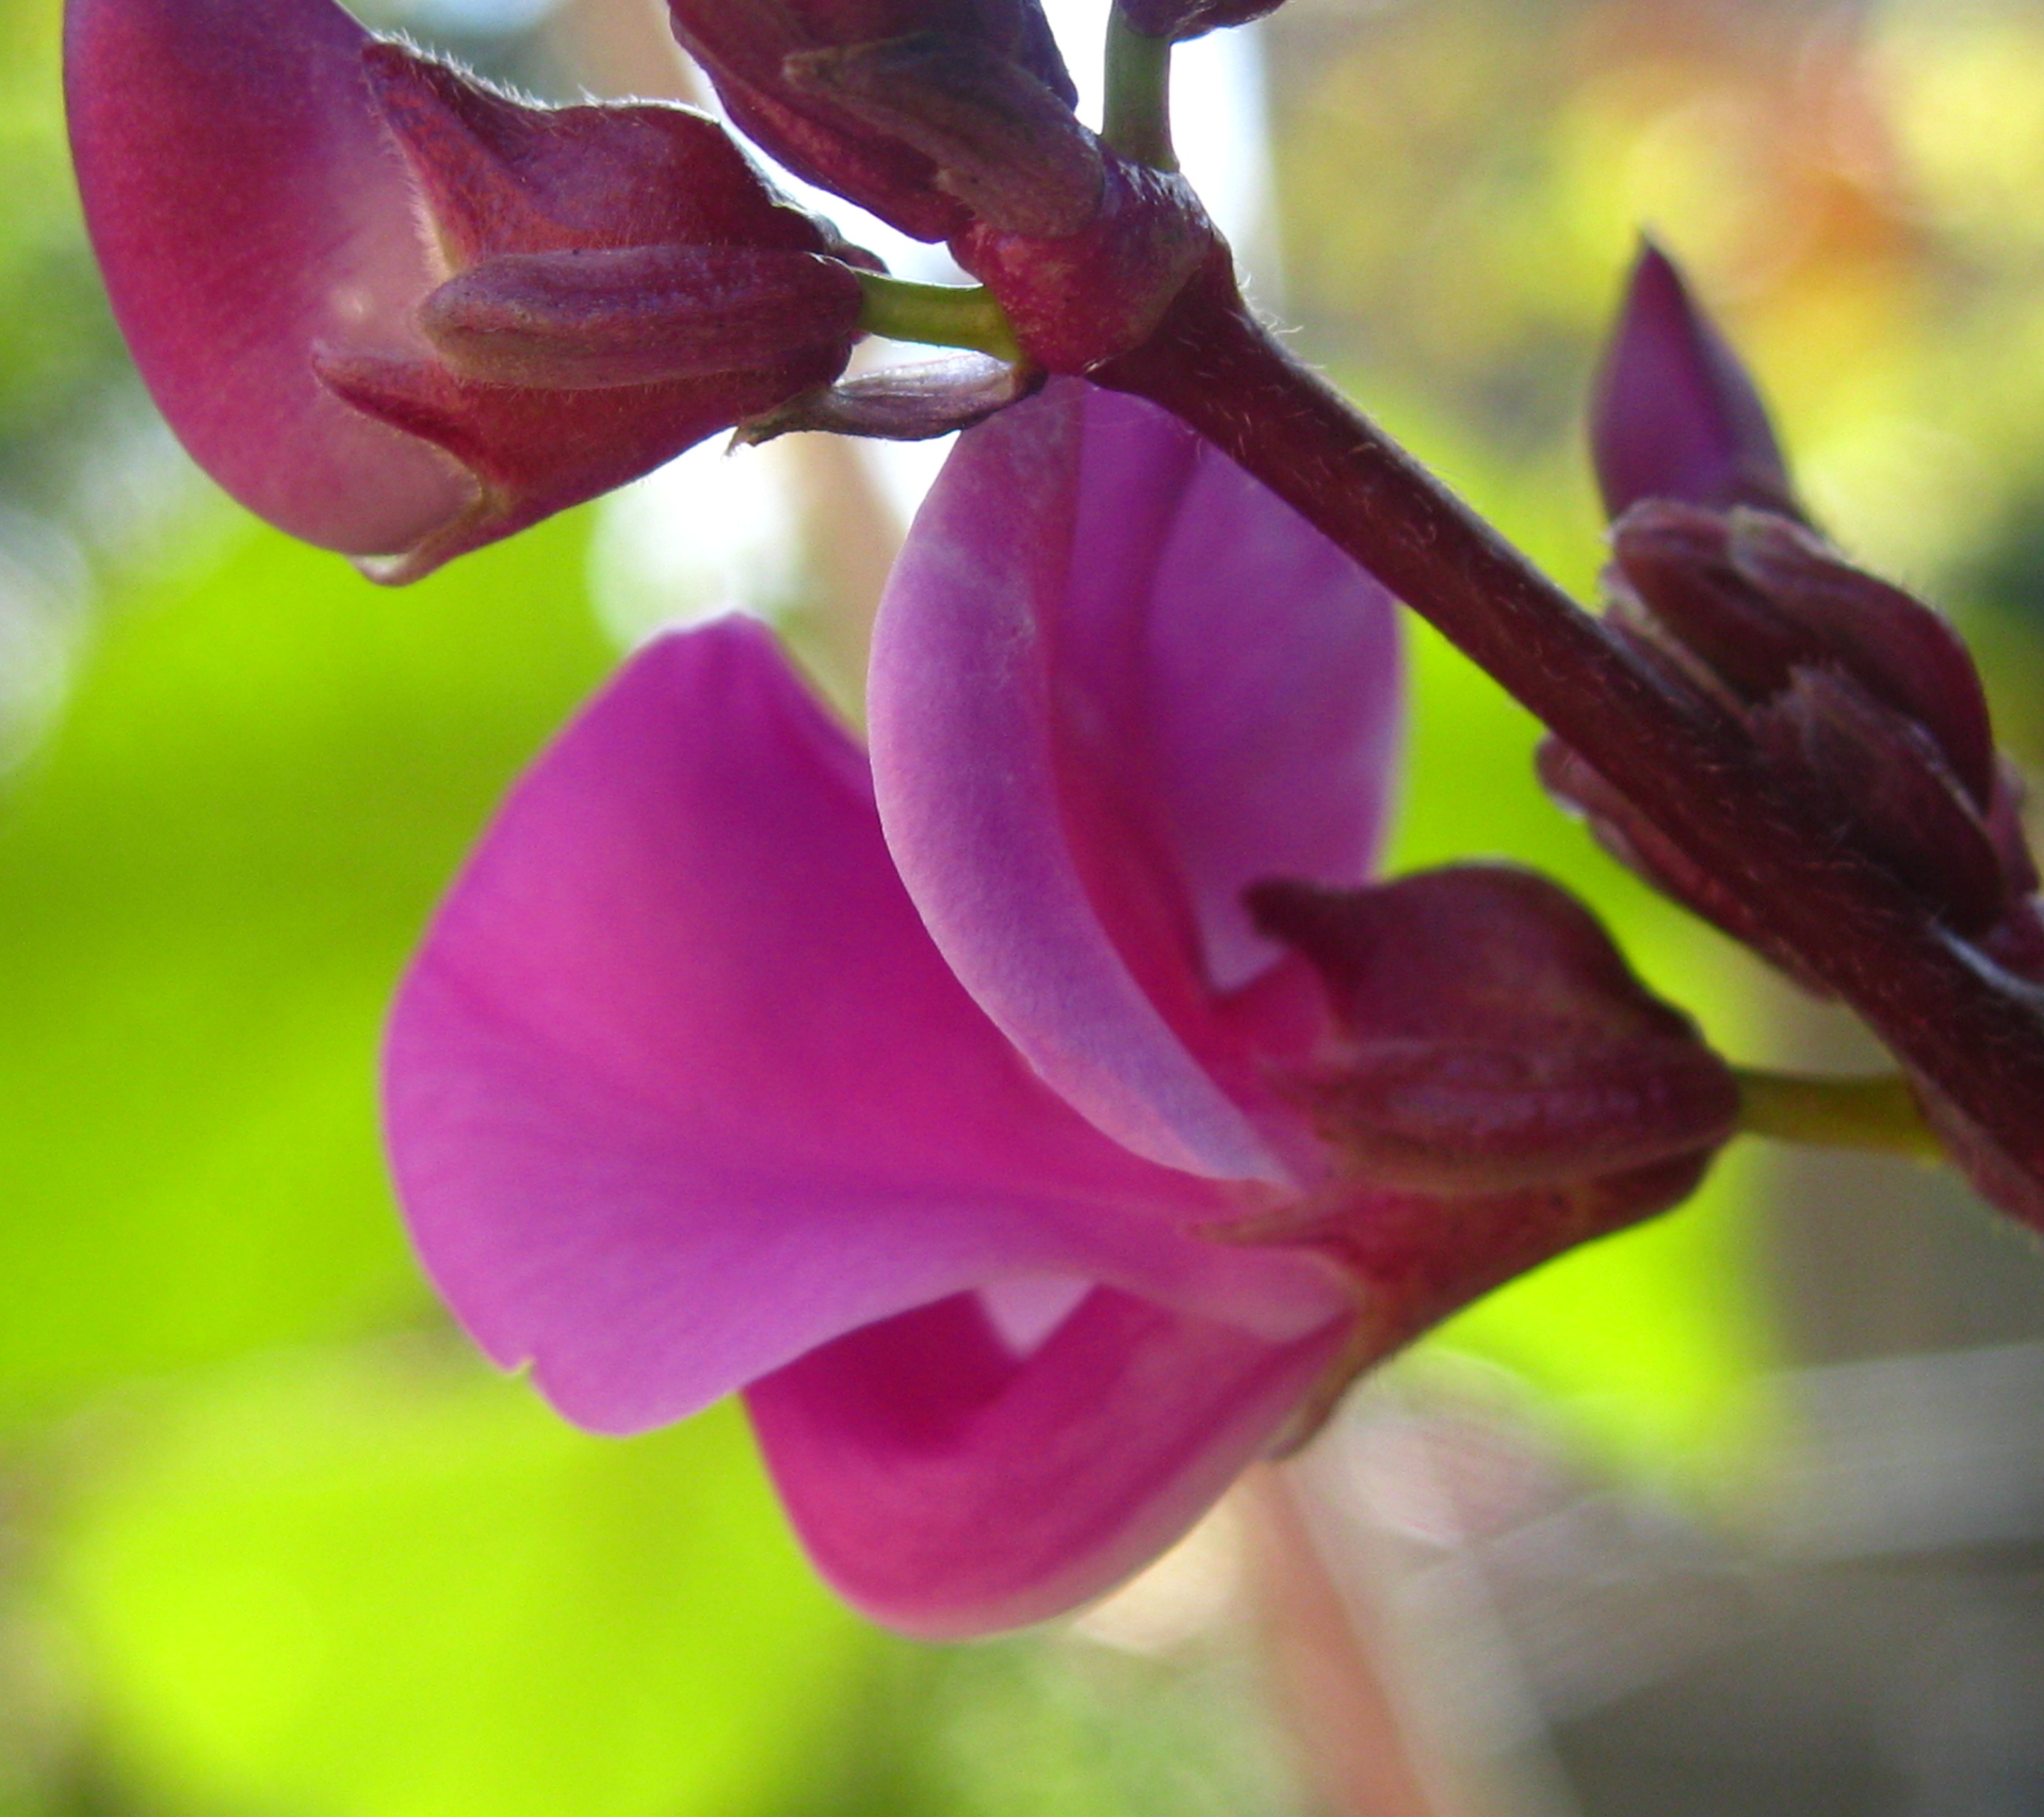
[65,0,2044,1635]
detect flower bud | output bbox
[1592,241,1798,522]
[668,0,1077,241]
[1751,668,2010,934]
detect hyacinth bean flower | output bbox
[386,380,1737,1635]
[66,0,866,581]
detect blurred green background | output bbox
[6,0,2044,1811]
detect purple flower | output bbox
[67,0,865,580]
[385,381,1733,1635]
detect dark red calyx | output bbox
[1751,668,2009,935]
[1244,866,1740,1198]
[361,44,838,265]
[1201,867,1735,1384]
[955,163,1222,373]
[418,246,865,390]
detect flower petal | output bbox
[385,619,1346,1435]
[65,0,473,556]
[747,1285,1347,1636]
[869,379,1399,1180]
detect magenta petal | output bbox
[869,379,1399,1180]
[66,0,473,556]
[385,620,1346,1434]
[1590,241,1797,522]
[747,1285,1347,1636]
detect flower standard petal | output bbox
[747,1287,1347,1637]
[869,380,1400,1178]
[385,619,1348,1437]
[65,0,473,556]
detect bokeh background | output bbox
[6,0,2044,1810]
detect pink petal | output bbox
[747,1285,1348,1636]
[1591,240,1796,522]
[868,379,1400,1181]
[385,619,1346,1435]
[65,0,473,556]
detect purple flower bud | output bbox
[67,0,862,580]
[1554,493,2038,984]
[1117,0,1285,43]
[1591,241,1798,522]
[1612,502,1999,811]
[1725,510,1996,809]
[1752,668,2010,934]
[668,0,1077,241]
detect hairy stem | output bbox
[1097,262,2044,1221]
[1101,11,1179,172]
[855,273,1022,363]
[1734,1069,1943,1160]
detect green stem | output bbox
[1102,10,1179,172]
[855,273,1022,363]
[1732,1068,1943,1161]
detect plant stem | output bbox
[1733,1069,1943,1160]
[855,273,1022,363]
[1097,261,2044,1222]
[1101,11,1179,172]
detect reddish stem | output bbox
[1099,263,2044,1217]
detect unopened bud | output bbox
[1752,667,2009,934]
[1592,240,1798,522]
[1726,512,1995,809]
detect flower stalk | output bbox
[1733,1070,1943,1161]
[1101,9,1179,172]
[855,271,1024,363]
